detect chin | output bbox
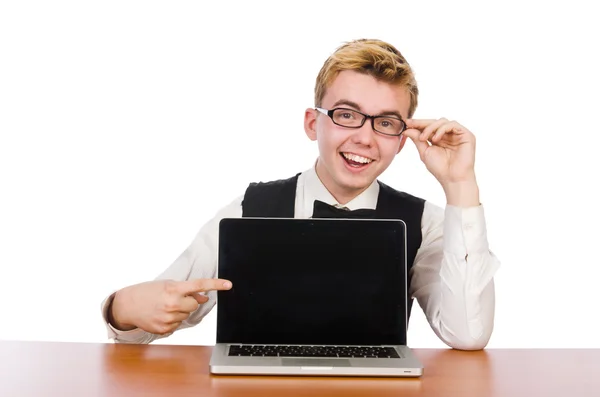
[335,172,375,192]
[318,155,380,194]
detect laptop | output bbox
[209,217,424,377]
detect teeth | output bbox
[343,153,373,164]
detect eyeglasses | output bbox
[315,107,406,136]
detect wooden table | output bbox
[1,341,598,396]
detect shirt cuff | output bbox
[443,204,490,257]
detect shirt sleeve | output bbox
[409,201,501,350]
[100,195,244,344]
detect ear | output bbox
[304,108,318,141]
[397,135,408,154]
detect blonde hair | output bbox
[314,39,419,118]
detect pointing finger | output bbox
[178,278,233,295]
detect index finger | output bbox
[405,119,438,130]
[179,278,232,295]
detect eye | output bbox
[375,117,402,134]
[332,109,363,126]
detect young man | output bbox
[101,39,500,350]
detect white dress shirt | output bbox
[101,165,501,350]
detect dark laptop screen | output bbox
[216,218,407,346]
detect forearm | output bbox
[442,176,480,208]
[423,252,498,350]
[411,203,500,350]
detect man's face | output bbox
[304,70,411,203]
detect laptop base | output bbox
[209,344,423,377]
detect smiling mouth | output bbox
[341,152,374,168]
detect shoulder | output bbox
[241,172,303,218]
[423,200,445,227]
[377,180,426,206]
[376,180,443,231]
[245,173,301,191]
[242,172,301,205]
[195,194,245,237]
[182,193,244,277]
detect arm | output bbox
[410,201,500,350]
[100,195,244,344]
[402,118,500,349]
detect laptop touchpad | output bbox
[282,358,351,367]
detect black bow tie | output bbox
[312,200,377,219]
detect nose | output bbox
[349,118,375,146]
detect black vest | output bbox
[241,173,425,319]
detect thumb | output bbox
[403,128,430,160]
[190,292,210,304]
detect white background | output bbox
[1,1,599,348]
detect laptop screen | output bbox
[216,218,407,346]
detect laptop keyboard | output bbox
[228,345,400,358]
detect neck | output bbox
[314,159,370,205]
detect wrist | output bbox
[442,176,480,207]
[108,290,136,331]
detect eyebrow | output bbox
[332,99,404,120]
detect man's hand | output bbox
[403,118,480,207]
[109,278,232,335]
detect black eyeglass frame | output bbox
[315,107,406,137]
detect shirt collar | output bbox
[300,162,380,216]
